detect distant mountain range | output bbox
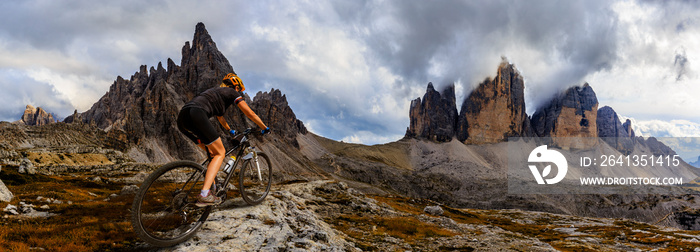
[405,61,679,159]
[4,22,700,231]
[10,22,695,180]
[12,22,696,185]
[690,156,700,168]
[15,105,55,126]
[61,23,308,165]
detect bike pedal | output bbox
[216,190,228,201]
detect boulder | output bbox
[424,205,444,216]
[18,157,37,174]
[0,179,12,203]
[120,185,140,196]
[3,203,18,215]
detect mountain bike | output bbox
[130,128,272,247]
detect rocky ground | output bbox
[0,116,698,251]
[2,120,700,251]
[3,162,700,251]
[153,180,700,251]
[4,21,700,251]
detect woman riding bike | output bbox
[177,73,270,207]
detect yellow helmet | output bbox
[221,73,245,91]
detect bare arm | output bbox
[217,116,232,132]
[236,100,267,130]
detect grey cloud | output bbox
[0,71,74,122]
[0,0,228,73]
[328,0,620,111]
[361,1,499,83]
[675,19,692,32]
[674,48,689,81]
[0,0,241,112]
[1,0,697,144]
[630,1,700,83]
[0,1,142,50]
[638,0,700,15]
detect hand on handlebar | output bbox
[230,127,269,138]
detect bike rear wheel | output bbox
[239,152,272,205]
[131,160,211,247]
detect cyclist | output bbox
[177,73,270,207]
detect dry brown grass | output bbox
[26,152,113,167]
[372,194,700,251]
[331,213,458,250]
[4,163,700,251]
[313,134,413,170]
[0,167,140,251]
[324,194,462,250]
[374,216,458,241]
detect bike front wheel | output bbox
[239,152,272,205]
[131,160,211,247]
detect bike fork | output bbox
[253,153,263,185]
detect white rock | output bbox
[120,185,140,195]
[0,179,12,202]
[3,204,18,215]
[424,205,444,216]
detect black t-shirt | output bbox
[183,87,244,117]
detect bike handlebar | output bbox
[233,127,268,143]
[240,128,254,136]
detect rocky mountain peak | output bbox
[531,83,599,149]
[689,156,700,168]
[251,88,308,146]
[193,22,213,47]
[65,23,307,162]
[622,119,635,138]
[405,62,534,144]
[17,105,55,126]
[596,106,635,154]
[180,22,234,98]
[457,61,530,144]
[405,83,458,142]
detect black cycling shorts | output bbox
[177,106,220,145]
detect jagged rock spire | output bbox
[405,83,458,142]
[405,62,532,144]
[180,22,235,97]
[65,23,307,162]
[531,83,599,149]
[18,105,55,126]
[457,62,530,144]
[597,106,635,154]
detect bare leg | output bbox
[202,138,225,192]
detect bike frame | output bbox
[131,128,269,247]
[199,130,256,195]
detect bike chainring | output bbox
[216,184,228,202]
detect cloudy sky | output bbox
[1,0,699,148]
